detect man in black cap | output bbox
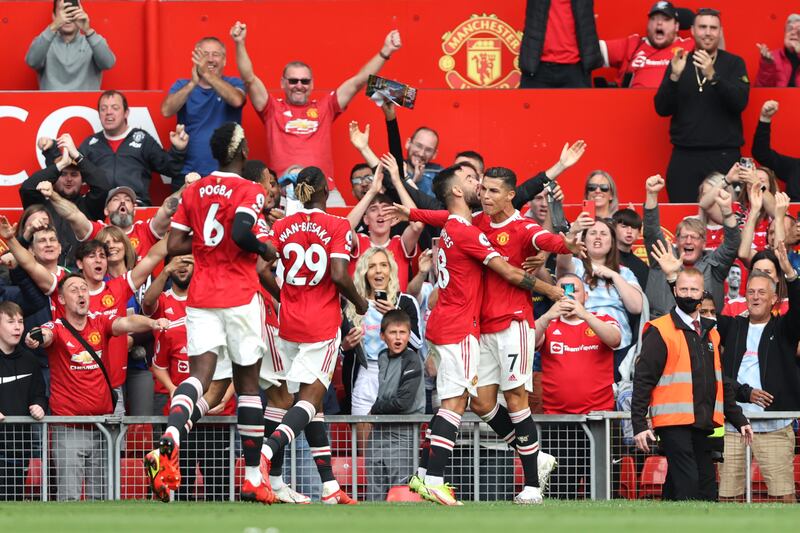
[655,8,750,203]
[600,2,695,88]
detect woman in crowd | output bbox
[556,218,643,353]
[584,170,619,220]
[342,247,421,450]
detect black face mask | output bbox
[674,295,702,315]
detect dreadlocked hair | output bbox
[295,166,326,204]
[210,122,246,167]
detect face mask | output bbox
[284,183,296,201]
[674,295,702,314]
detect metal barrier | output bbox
[1,412,797,502]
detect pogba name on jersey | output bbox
[197,184,234,199]
[278,221,332,245]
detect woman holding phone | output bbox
[341,248,421,448]
[556,218,643,353]
[583,170,619,220]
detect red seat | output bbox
[793,454,800,496]
[331,456,366,495]
[618,456,637,499]
[639,456,668,499]
[25,458,42,496]
[750,460,770,502]
[329,423,352,456]
[124,424,154,457]
[119,457,149,499]
[513,457,524,489]
[386,485,422,502]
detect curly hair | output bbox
[344,247,400,330]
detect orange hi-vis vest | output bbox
[646,314,725,429]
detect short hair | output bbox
[0,301,23,320]
[295,166,327,204]
[483,166,517,190]
[282,61,313,78]
[455,150,485,173]
[677,266,704,282]
[243,160,268,183]
[368,193,393,207]
[747,270,777,292]
[31,225,58,242]
[556,273,583,286]
[380,309,411,333]
[97,90,129,112]
[787,14,800,29]
[612,208,642,230]
[75,239,109,262]
[431,164,465,205]
[210,122,247,167]
[410,126,440,147]
[195,36,226,54]
[57,272,86,290]
[695,7,721,22]
[350,163,372,180]
[675,217,706,240]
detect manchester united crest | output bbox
[585,327,596,337]
[101,294,115,308]
[439,14,522,89]
[307,108,319,119]
[88,331,102,346]
[496,232,510,246]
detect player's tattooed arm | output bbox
[520,273,537,291]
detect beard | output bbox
[109,211,134,227]
[170,273,191,290]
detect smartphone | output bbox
[431,237,440,249]
[739,157,754,170]
[30,327,44,343]
[563,283,575,299]
[374,290,388,301]
[64,0,79,8]
[582,200,596,219]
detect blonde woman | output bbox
[342,247,421,447]
[96,225,136,276]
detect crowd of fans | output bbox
[0,0,799,503]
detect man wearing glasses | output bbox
[231,20,402,206]
[161,36,246,189]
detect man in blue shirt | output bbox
[161,36,246,189]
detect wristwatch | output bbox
[73,152,85,165]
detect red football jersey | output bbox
[704,224,724,251]
[88,273,136,387]
[418,214,500,345]
[258,92,342,189]
[43,313,117,416]
[171,171,266,309]
[153,317,235,416]
[83,219,162,261]
[540,314,620,414]
[475,211,570,333]
[148,288,188,395]
[603,34,694,88]
[723,297,787,317]
[45,266,70,318]
[267,208,352,343]
[350,234,417,292]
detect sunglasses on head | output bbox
[586,184,610,192]
[285,77,312,85]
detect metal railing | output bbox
[0,412,796,502]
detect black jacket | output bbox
[20,158,110,267]
[631,308,748,435]
[519,0,602,75]
[10,267,54,368]
[46,128,185,205]
[752,120,800,201]
[655,49,749,149]
[717,278,800,411]
[371,347,425,415]
[0,345,47,416]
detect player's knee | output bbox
[503,387,529,412]
[470,396,492,416]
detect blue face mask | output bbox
[284,183,296,201]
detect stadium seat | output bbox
[750,460,770,502]
[618,456,637,500]
[119,458,149,499]
[331,456,367,495]
[25,458,42,496]
[329,423,352,456]
[513,457,524,490]
[639,456,668,499]
[124,424,154,457]
[385,485,422,502]
[794,455,800,494]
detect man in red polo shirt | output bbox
[25,273,168,501]
[534,273,622,498]
[230,20,402,205]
